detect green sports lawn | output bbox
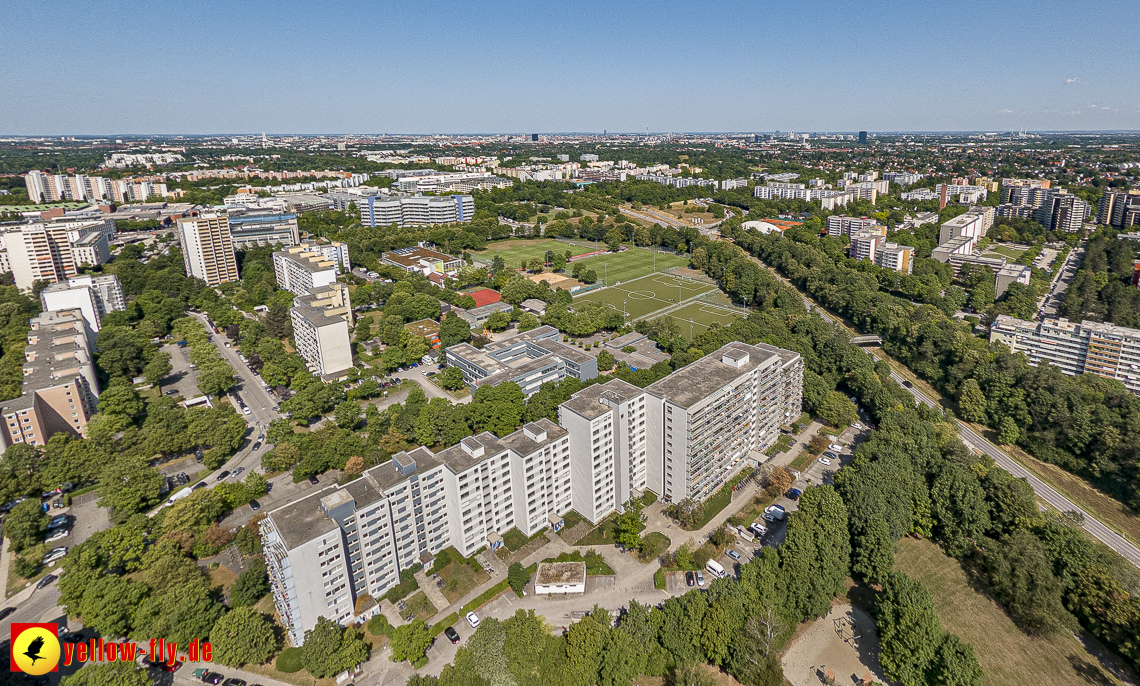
[574,273,716,321]
[473,239,598,267]
[658,301,742,341]
[570,248,691,285]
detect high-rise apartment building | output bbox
[359,195,475,228]
[645,343,803,503]
[990,315,1140,395]
[227,210,301,249]
[23,170,168,203]
[40,275,125,339]
[260,341,802,645]
[849,232,882,262]
[176,212,239,286]
[272,242,348,294]
[827,215,885,237]
[1034,190,1090,234]
[1097,189,1140,228]
[290,284,354,379]
[874,242,913,274]
[1,309,100,454]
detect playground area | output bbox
[781,604,887,686]
[574,273,715,321]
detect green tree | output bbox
[334,400,362,429]
[956,379,988,423]
[815,390,859,428]
[669,662,715,686]
[391,619,434,663]
[97,384,144,418]
[930,465,990,556]
[931,633,984,686]
[877,571,943,685]
[438,366,466,390]
[596,350,615,372]
[852,516,894,584]
[598,626,645,686]
[613,498,644,550]
[61,660,152,686]
[97,456,166,519]
[229,559,271,607]
[467,618,512,686]
[486,310,511,332]
[440,313,472,347]
[210,606,280,666]
[517,313,540,332]
[982,530,1068,634]
[507,562,529,596]
[997,416,1020,445]
[143,352,173,385]
[5,498,48,552]
[301,617,371,678]
[604,229,623,252]
[198,361,238,397]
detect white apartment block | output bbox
[360,195,475,228]
[874,242,913,274]
[883,171,922,186]
[273,242,344,294]
[290,284,354,379]
[753,183,855,209]
[261,418,571,646]
[849,232,882,262]
[261,341,803,645]
[827,215,885,237]
[23,170,168,203]
[938,207,992,245]
[176,212,239,286]
[227,210,301,249]
[934,183,989,202]
[1,220,111,290]
[1,309,100,455]
[990,315,1140,395]
[40,275,125,339]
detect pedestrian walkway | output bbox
[414,568,449,615]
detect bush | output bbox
[507,562,529,595]
[622,345,637,353]
[276,647,303,673]
[367,614,394,638]
[12,553,41,579]
[638,532,670,563]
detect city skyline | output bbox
[3,0,1139,134]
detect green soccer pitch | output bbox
[574,273,716,321]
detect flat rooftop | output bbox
[647,343,783,409]
[536,561,586,586]
[561,378,643,419]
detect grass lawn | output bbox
[557,510,586,540]
[474,239,596,266]
[402,591,438,622]
[728,492,778,529]
[685,472,748,530]
[438,560,490,604]
[987,244,1028,259]
[208,564,239,593]
[789,450,815,471]
[570,247,692,287]
[575,272,715,322]
[542,549,615,575]
[896,537,1127,686]
[576,514,618,546]
[501,527,530,551]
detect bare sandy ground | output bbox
[781,604,889,686]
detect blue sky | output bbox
[2,0,1137,134]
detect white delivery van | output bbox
[706,559,727,579]
[167,488,193,505]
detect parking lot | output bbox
[161,341,201,399]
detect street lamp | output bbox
[623,299,627,319]
[605,263,608,285]
[690,318,694,341]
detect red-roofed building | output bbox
[468,289,502,307]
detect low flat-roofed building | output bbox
[381,246,462,277]
[405,319,441,348]
[454,301,513,327]
[444,325,598,396]
[519,298,547,316]
[535,562,586,594]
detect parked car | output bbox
[726,549,741,562]
[232,467,245,477]
[828,443,844,452]
[902,380,913,388]
[252,442,261,451]
[466,611,480,628]
[221,678,246,686]
[192,482,208,490]
[45,528,69,544]
[159,660,183,673]
[695,570,705,587]
[685,571,695,587]
[852,422,864,430]
[817,457,832,466]
[786,488,802,501]
[41,548,67,565]
[308,475,319,485]
[36,574,58,590]
[165,389,179,396]
[444,626,460,644]
[249,500,260,512]
[0,607,15,620]
[201,673,225,685]
[823,452,838,460]
[48,514,68,528]
[216,471,230,481]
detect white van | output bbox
[706,559,727,579]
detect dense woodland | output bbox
[1059,231,1140,327]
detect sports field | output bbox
[658,301,742,341]
[474,239,597,266]
[574,273,716,321]
[570,248,690,285]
